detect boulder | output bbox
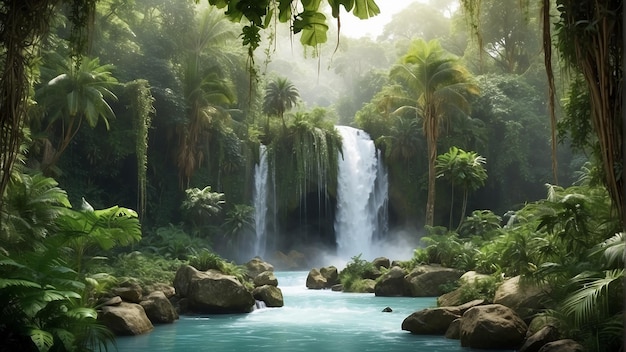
[519,325,559,352]
[320,266,339,286]
[460,304,528,349]
[252,285,284,307]
[372,257,391,269]
[306,268,327,289]
[445,318,461,339]
[331,284,343,292]
[437,287,465,307]
[254,271,278,287]
[145,283,176,298]
[99,302,153,335]
[374,266,408,296]
[100,296,122,307]
[140,291,178,324]
[402,307,461,334]
[245,257,274,278]
[405,265,463,297]
[363,266,383,280]
[173,264,200,297]
[186,269,255,313]
[112,281,143,303]
[451,299,487,315]
[459,271,491,285]
[526,315,561,338]
[382,307,393,313]
[537,339,584,352]
[494,275,547,317]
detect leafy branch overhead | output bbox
[202,0,380,50]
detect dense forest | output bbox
[0,0,622,351]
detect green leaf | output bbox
[353,0,380,19]
[277,0,292,22]
[0,278,41,289]
[30,328,54,352]
[68,307,98,320]
[301,0,322,11]
[294,11,328,47]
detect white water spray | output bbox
[253,145,269,257]
[334,126,388,260]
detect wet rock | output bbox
[494,275,547,317]
[174,265,255,313]
[306,268,327,289]
[537,339,584,352]
[254,271,278,287]
[99,302,153,335]
[245,257,275,278]
[320,266,339,286]
[252,285,284,307]
[372,257,391,269]
[460,304,528,349]
[402,307,461,334]
[445,318,461,339]
[374,266,408,296]
[382,307,393,312]
[519,325,559,352]
[140,291,178,324]
[405,265,463,297]
[112,281,143,303]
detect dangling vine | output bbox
[0,0,96,207]
[127,80,155,221]
[269,114,341,219]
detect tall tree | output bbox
[263,77,300,129]
[462,0,623,226]
[391,39,479,226]
[177,7,238,188]
[35,55,119,173]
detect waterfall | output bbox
[334,126,388,260]
[254,145,269,257]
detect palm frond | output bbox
[561,269,624,327]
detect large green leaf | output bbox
[30,328,54,352]
[294,11,328,47]
[353,0,380,19]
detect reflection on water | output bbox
[113,271,513,352]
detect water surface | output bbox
[114,271,513,352]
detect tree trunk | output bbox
[424,108,438,227]
[457,190,469,231]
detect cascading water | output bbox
[334,126,388,260]
[253,145,269,257]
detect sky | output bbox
[339,1,421,38]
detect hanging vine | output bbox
[127,80,155,221]
[460,0,623,224]
[0,0,95,207]
[269,114,341,219]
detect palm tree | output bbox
[177,8,238,188]
[390,39,479,226]
[263,77,300,130]
[436,146,487,229]
[36,54,119,173]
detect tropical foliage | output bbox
[0,171,140,351]
[390,39,479,226]
[436,146,487,229]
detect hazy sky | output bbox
[339,1,421,38]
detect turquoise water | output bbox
[113,271,513,352]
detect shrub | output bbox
[339,254,374,292]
